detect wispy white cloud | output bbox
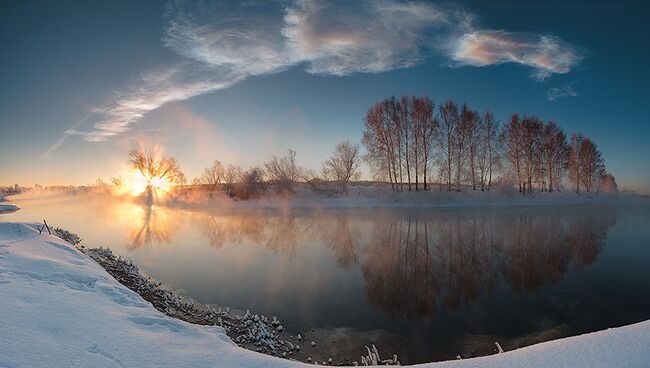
[547,83,579,101]
[46,63,239,152]
[48,0,582,152]
[164,0,470,76]
[450,30,582,80]
[282,0,471,75]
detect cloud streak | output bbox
[48,0,582,152]
[450,30,582,80]
[547,83,579,101]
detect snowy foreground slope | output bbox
[1,222,650,368]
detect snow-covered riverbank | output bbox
[0,203,19,213]
[2,221,650,367]
[0,194,19,213]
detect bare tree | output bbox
[521,115,543,194]
[387,97,404,191]
[264,150,301,194]
[361,95,607,196]
[398,96,413,191]
[411,96,436,191]
[436,101,459,191]
[322,141,362,193]
[568,133,584,193]
[221,164,266,200]
[453,104,475,191]
[408,98,422,191]
[128,148,186,186]
[462,105,480,190]
[236,167,266,199]
[363,99,399,190]
[477,111,501,191]
[193,160,225,197]
[578,138,605,192]
[224,164,243,197]
[365,96,438,192]
[363,103,385,187]
[503,114,524,193]
[541,121,567,192]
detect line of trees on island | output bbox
[362,96,613,194]
[122,95,616,200]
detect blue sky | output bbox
[1,0,648,192]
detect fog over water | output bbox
[3,192,650,363]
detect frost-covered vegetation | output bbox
[80,246,309,361]
[72,234,399,365]
[53,227,81,245]
[0,184,26,196]
[360,345,399,366]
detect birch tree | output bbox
[503,114,524,193]
[412,96,437,190]
[477,111,501,191]
[436,101,458,191]
[541,122,567,192]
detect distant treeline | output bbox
[362,96,615,194]
[117,96,616,200]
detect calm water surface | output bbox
[3,193,650,364]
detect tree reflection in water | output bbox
[363,219,442,317]
[194,212,312,257]
[126,205,617,319]
[194,211,361,266]
[124,204,182,249]
[318,216,360,269]
[195,212,269,249]
[117,205,620,363]
[363,209,617,318]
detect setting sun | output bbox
[124,171,148,196]
[121,170,172,197]
[149,177,171,192]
